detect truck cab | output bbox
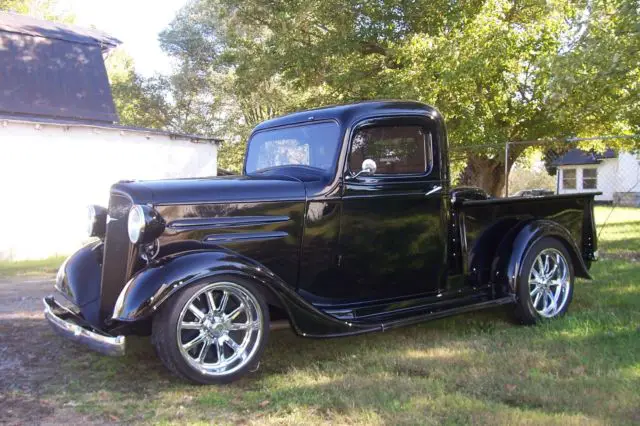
[44,101,598,384]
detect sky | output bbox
[58,0,188,77]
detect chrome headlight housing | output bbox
[127,205,145,244]
[87,205,107,238]
[127,204,165,244]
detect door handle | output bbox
[425,186,442,196]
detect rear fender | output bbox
[111,249,373,337]
[491,220,591,296]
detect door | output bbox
[336,117,447,303]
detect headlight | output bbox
[127,204,165,244]
[127,205,145,243]
[87,205,107,238]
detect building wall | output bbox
[617,152,640,191]
[0,121,218,260]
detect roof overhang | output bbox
[0,11,121,52]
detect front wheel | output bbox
[515,237,574,324]
[152,276,269,384]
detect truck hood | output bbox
[111,175,306,205]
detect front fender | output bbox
[112,249,278,321]
[55,240,104,326]
[492,220,591,296]
[111,249,375,337]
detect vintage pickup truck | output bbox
[45,101,598,384]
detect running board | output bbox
[379,296,516,331]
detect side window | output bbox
[582,168,597,189]
[349,125,431,175]
[562,169,576,189]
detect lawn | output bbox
[13,207,640,424]
[0,255,66,277]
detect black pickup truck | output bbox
[45,101,598,384]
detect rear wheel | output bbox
[515,237,574,324]
[152,276,269,384]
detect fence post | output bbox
[504,141,510,197]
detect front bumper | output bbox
[43,296,126,357]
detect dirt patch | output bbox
[0,276,109,425]
[0,394,54,425]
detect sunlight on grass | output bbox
[595,206,640,225]
[0,256,65,277]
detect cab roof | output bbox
[252,100,443,133]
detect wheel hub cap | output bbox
[528,248,571,318]
[202,317,226,338]
[176,282,263,377]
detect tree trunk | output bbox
[457,144,526,197]
[458,156,507,197]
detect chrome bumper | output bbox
[43,296,126,357]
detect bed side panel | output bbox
[459,195,592,285]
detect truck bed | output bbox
[453,192,599,286]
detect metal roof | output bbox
[552,148,617,166]
[0,12,120,124]
[0,11,120,51]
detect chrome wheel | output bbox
[528,248,571,318]
[176,281,263,376]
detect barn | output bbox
[0,12,221,260]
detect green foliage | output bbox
[549,0,640,138]
[105,48,171,129]
[0,0,27,11]
[106,48,231,145]
[0,0,75,23]
[159,0,638,177]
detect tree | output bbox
[161,0,639,188]
[0,0,75,23]
[160,1,304,172]
[105,48,172,129]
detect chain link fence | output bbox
[450,136,640,247]
[450,136,640,204]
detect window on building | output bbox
[583,168,598,190]
[562,169,577,189]
[349,125,431,175]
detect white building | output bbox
[554,148,640,205]
[0,13,220,260]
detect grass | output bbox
[21,207,640,424]
[0,255,65,277]
[594,206,640,260]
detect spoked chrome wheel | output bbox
[176,281,264,376]
[528,248,571,318]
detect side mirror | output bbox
[349,159,377,179]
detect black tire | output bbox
[151,275,270,384]
[514,237,574,325]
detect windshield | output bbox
[245,122,341,174]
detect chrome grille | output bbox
[99,193,135,321]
